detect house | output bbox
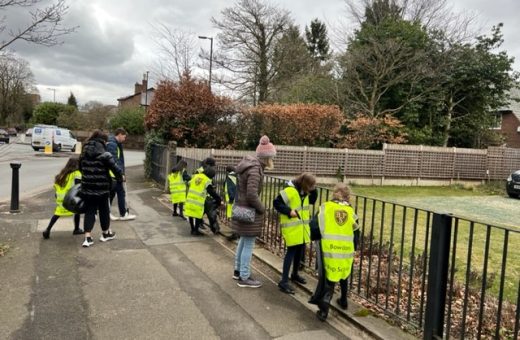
[117,74,155,109]
[495,88,520,148]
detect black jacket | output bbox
[79,138,123,198]
[107,135,125,174]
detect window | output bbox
[34,128,42,134]
[491,113,502,130]
[55,129,61,136]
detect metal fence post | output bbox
[10,162,22,213]
[164,141,177,191]
[424,213,452,340]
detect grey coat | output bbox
[231,155,265,237]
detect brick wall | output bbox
[500,112,520,148]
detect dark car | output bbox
[506,170,520,198]
[0,128,9,144]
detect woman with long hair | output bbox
[42,156,83,239]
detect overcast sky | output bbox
[4,0,520,106]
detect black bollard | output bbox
[10,162,21,213]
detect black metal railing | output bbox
[150,144,167,186]
[151,151,519,339]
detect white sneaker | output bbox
[110,214,120,221]
[119,212,136,221]
[100,231,116,242]
[82,237,94,247]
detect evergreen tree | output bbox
[67,92,77,108]
[304,19,330,61]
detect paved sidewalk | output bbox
[0,165,415,340]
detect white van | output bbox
[31,125,77,152]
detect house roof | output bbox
[498,86,520,120]
[117,88,155,102]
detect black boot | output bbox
[336,298,348,310]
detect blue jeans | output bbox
[110,181,126,216]
[234,236,256,280]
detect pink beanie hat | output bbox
[256,135,276,158]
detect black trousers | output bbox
[281,244,305,283]
[188,217,202,232]
[83,195,110,233]
[317,278,349,317]
[46,214,81,230]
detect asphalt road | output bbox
[0,136,144,203]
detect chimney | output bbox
[134,82,141,94]
[142,73,148,92]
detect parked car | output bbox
[25,128,32,137]
[7,127,17,136]
[31,125,77,152]
[0,128,9,144]
[506,170,520,198]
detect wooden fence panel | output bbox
[504,148,520,175]
[304,147,346,175]
[345,150,384,177]
[454,149,487,179]
[487,147,506,179]
[418,146,455,179]
[174,144,520,182]
[384,145,421,177]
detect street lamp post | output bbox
[47,87,56,102]
[198,35,213,92]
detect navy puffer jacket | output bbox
[79,138,123,198]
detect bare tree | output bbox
[343,0,478,43]
[211,0,292,104]
[150,23,197,82]
[0,0,77,51]
[0,52,34,124]
[340,37,434,117]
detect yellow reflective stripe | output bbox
[186,199,204,207]
[322,252,354,259]
[296,206,310,211]
[281,220,303,228]
[323,234,354,242]
[170,190,186,194]
[280,190,290,205]
[318,204,326,235]
[188,191,206,198]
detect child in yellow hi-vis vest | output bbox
[42,157,84,239]
[308,183,360,321]
[168,159,191,219]
[184,167,222,236]
[273,172,318,294]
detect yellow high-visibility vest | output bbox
[318,201,357,282]
[279,186,311,247]
[109,145,121,178]
[224,173,237,218]
[168,170,187,204]
[184,173,211,219]
[54,170,82,216]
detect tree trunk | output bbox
[442,96,454,147]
